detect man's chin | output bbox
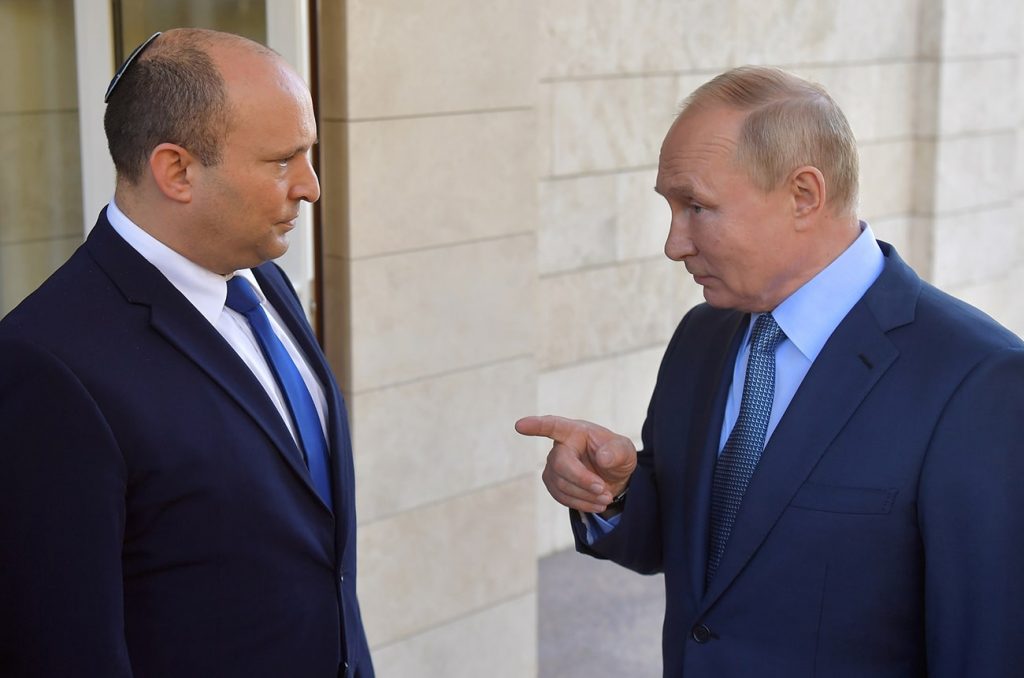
[265,237,291,261]
[701,288,736,310]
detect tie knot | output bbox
[750,313,785,355]
[225,276,262,315]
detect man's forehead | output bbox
[659,114,741,167]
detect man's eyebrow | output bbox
[273,140,318,157]
[655,183,698,199]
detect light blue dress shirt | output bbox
[583,223,885,543]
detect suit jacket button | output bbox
[691,623,712,644]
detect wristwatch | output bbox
[600,485,629,518]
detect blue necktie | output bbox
[225,276,333,511]
[707,313,786,585]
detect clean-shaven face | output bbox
[655,105,801,313]
[189,51,320,274]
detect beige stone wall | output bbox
[534,0,1024,558]
[918,0,1024,333]
[317,1,539,675]
[318,0,1023,674]
[0,1,83,315]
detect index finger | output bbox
[515,415,585,444]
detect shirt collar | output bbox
[106,200,261,324]
[755,221,884,362]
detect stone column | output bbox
[914,0,1024,334]
[317,1,540,675]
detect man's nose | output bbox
[291,155,321,203]
[664,218,696,261]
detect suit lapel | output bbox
[253,264,355,543]
[701,244,919,609]
[85,214,327,510]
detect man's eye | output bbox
[690,203,705,215]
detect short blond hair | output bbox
[683,66,859,216]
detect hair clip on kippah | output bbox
[104,32,162,103]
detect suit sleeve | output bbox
[0,340,132,677]
[568,310,704,575]
[919,346,1024,676]
[571,418,664,575]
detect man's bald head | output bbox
[103,28,280,184]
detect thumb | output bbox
[592,436,636,476]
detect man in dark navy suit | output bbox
[519,66,1024,677]
[0,28,373,677]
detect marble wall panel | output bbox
[900,216,936,281]
[951,266,1024,338]
[931,204,1020,289]
[868,216,914,263]
[537,259,681,369]
[1018,55,1024,196]
[0,236,80,316]
[320,254,352,393]
[536,466,576,557]
[344,0,536,119]
[345,111,536,259]
[539,0,735,79]
[911,61,941,140]
[540,166,667,274]
[316,0,346,121]
[916,0,943,59]
[537,83,554,178]
[607,346,665,442]
[0,112,83,244]
[734,0,920,66]
[911,139,939,218]
[349,235,534,392]
[352,358,536,522]
[537,358,618,434]
[316,119,351,262]
[0,0,78,115]
[548,75,688,177]
[794,63,919,143]
[933,0,1021,59]
[534,345,664,454]
[538,160,666,275]
[616,168,669,262]
[858,140,915,221]
[538,175,619,275]
[935,57,1017,136]
[531,355,616,556]
[371,594,536,678]
[357,477,536,647]
[932,132,1016,214]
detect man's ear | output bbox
[148,143,196,203]
[789,166,826,229]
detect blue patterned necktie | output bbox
[707,313,786,585]
[225,276,333,511]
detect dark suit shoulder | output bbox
[912,280,1023,353]
[666,302,743,352]
[0,244,115,345]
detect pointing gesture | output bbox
[516,415,637,513]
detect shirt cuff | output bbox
[577,509,622,545]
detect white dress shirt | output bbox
[105,200,328,449]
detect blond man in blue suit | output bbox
[520,66,1024,677]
